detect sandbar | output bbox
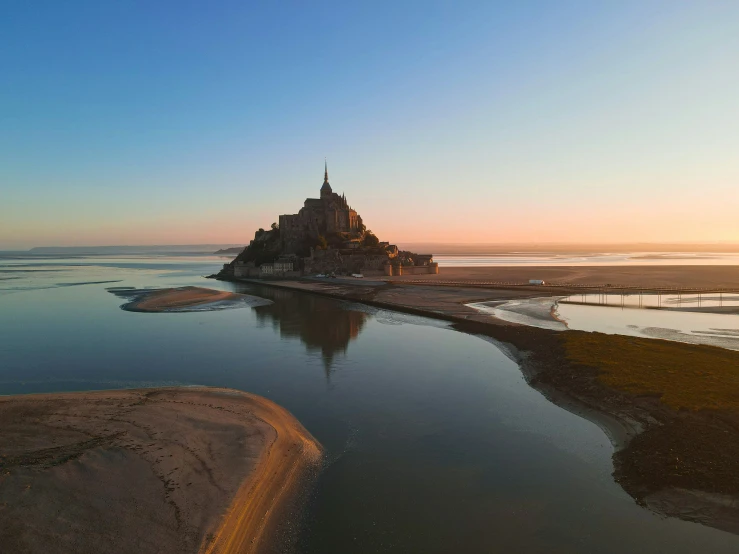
[0,387,321,554]
[115,286,250,312]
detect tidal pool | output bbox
[557,293,739,351]
[469,293,739,352]
[1,254,738,552]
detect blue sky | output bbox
[2,1,738,248]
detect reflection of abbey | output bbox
[252,287,367,378]
[222,163,439,279]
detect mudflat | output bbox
[0,387,321,554]
[390,265,739,288]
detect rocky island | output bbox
[217,163,439,279]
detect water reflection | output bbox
[469,293,739,351]
[249,287,367,378]
[557,293,739,351]
[561,292,739,310]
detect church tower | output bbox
[320,160,332,199]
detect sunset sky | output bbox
[2,1,738,249]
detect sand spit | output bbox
[466,297,567,331]
[126,286,242,311]
[111,286,269,312]
[0,387,322,554]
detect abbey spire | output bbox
[320,159,332,196]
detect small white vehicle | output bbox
[351,273,364,279]
[529,279,545,285]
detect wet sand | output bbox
[125,286,245,312]
[466,297,568,330]
[389,265,739,288]
[0,387,321,554]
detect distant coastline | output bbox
[3,242,739,257]
[22,244,244,255]
[398,242,739,255]
[213,246,244,255]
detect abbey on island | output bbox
[279,162,364,254]
[221,163,439,279]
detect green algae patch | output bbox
[564,332,739,413]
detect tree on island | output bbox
[362,231,379,247]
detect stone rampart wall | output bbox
[234,265,261,278]
[384,263,439,276]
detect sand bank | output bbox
[466,297,567,331]
[110,286,270,313]
[128,286,241,311]
[0,387,321,554]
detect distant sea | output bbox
[3,247,739,268]
[433,252,739,267]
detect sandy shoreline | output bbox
[0,387,321,554]
[202,392,322,554]
[466,297,568,331]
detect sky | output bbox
[1,1,738,249]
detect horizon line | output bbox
[4,240,739,252]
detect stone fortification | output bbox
[219,164,438,279]
[279,162,363,254]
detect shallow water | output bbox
[435,251,739,267]
[466,297,568,331]
[468,294,739,351]
[557,293,739,351]
[1,254,738,552]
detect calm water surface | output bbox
[557,293,739,351]
[435,251,739,267]
[1,254,738,553]
[469,294,739,351]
